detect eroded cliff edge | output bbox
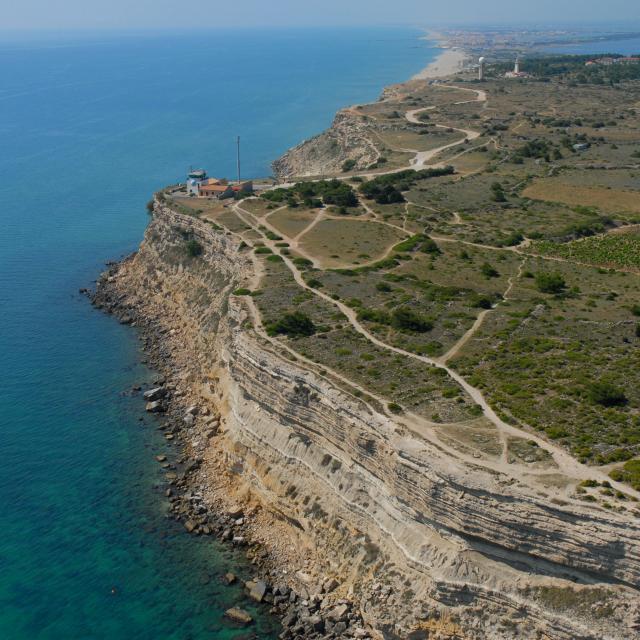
[94,201,640,640]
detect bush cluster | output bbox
[266,312,316,337]
[262,179,358,209]
[358,306,433,333]
[360,166,454,205]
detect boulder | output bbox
[333,621,348,635]
[308,615,325,633]
[249,580,268,602]
[328,603,349,622]
[183,413,195,427]
[145,400,165,413]
[323,578,339,593]
[184,520,197,533]
[228,505,244,518]
[225,607,253,626]
[143,387,166,401]
[223,572,237,585]
[281,612,297,628]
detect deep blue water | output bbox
[0,28,436,639]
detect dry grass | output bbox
[267,207,318,238]
[299,218,405,267]
[523,179,640,214]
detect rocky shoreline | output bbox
[88,262,374,640]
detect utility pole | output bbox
[236,136,241,184]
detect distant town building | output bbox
[586,56,640,66]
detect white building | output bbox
[505,57,530,79]
[186,168,207,196]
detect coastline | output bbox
[86,28,640,640]
[88,35,463,639]
[412,47,469,80]
[90,230,372,638]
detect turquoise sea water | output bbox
[0,28,437,639]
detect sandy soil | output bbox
[413,48,469,80]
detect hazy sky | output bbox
[2,0,639,31]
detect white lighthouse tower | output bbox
[478,56,486,81]
[514,56,521,74]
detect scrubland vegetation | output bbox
[192,57,640,493]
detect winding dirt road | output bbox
[217,83,640,500]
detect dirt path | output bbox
[438,257,526,364]
[224,86,640,499]
[231,202,640,498]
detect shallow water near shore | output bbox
[0,27,437,639]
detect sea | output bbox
[0,27,438,639]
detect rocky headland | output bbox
[91,194,640,639]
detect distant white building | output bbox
[505,57,530,79]
[186,168,207,196]
[478,56,486,81]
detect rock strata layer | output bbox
[93,201,640,640]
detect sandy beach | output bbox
[413,47,469,79]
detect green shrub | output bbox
[255,246,273,254]
[232,288,251,296]
[472,295,494,309]
[535,272,566,294]
[388,402,403,414]
[391,307,433,332]
[357,308,391,325]
[586,381,627,407]
[490,182,507,202]
[609,459,640,490]
[266,312,316,337]
[360,166,454,204]
[185,239,203,257]
[480,262,499,279]
[342,159,357,172]
[420,238,441,255]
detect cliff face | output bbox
[272,110,381,179]
[102,202,640,640]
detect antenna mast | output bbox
[236,136,241,184]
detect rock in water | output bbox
[248,580,268,602]
[225,607,253,625]
[145,400,165,413]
